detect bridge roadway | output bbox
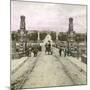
[21,47,86,89]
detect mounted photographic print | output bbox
[11,0,87,89]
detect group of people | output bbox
[26,45,42,57]
[44,40,69,56]
[59,47,68,57]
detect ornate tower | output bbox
[67,17,76,54]
[17,15,27,57]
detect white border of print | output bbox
[12,0,87,5]
[0,0,89,90]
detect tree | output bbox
[40,32,47,40]
[50,31,56,41]
[11,32,19,41]
[31,32,38,41]
[58,32,67,41]
[75,33,86,43]
[11,33,15,41]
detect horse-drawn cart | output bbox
[45,42,53,55]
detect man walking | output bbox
[59,47,62,56]
[64,47,67,57]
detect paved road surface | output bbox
[22,48,86,89]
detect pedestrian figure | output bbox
[59,47,62,56]
[26,48,29,57]
[64,47,67,57]
[28,47,32,57]
[77,47,79,59]
[45,43,48,54]
[33,47,38,57]
[48,41,51,55]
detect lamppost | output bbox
[76,36,79,59]
[67,34,70,56]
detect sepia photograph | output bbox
[11,0,87,90]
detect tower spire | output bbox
[68,17,73,33]
[20,15,26,30]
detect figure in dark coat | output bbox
[59,47,62,56]
[64,48,67,57]
[33,47,38,57]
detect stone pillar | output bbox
[38,31,40,41]
[56,32,58,40]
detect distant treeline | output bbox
[11,31,87,43]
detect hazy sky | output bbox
[11,1,87,33]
